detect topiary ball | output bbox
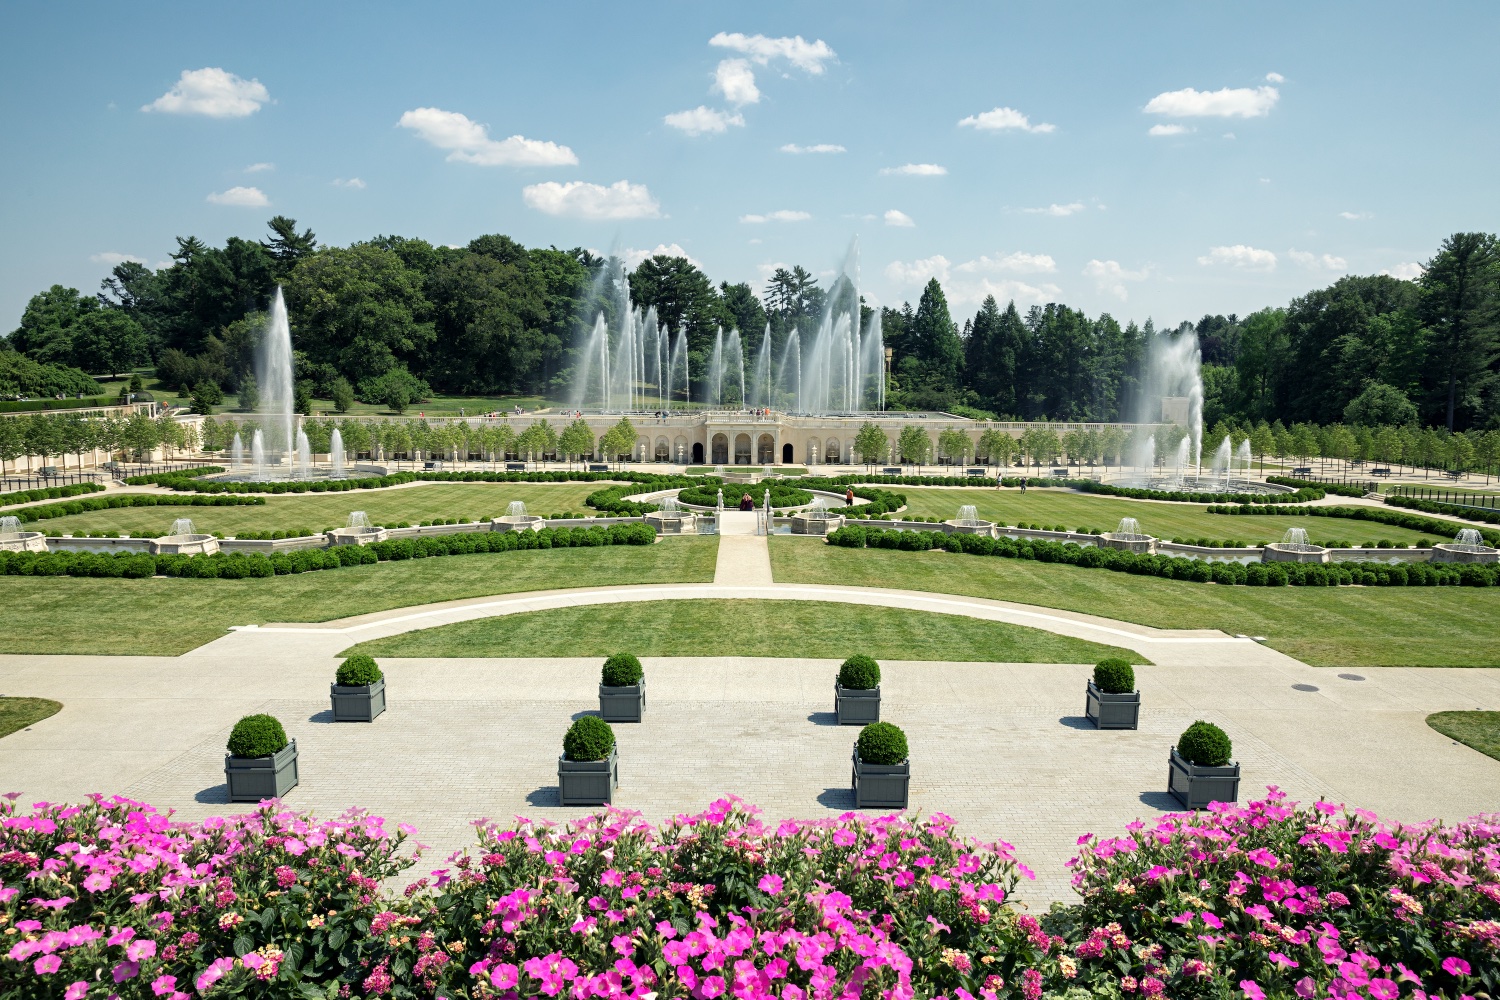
[1093,658,1136,694]
[601,653,644,687]
[336,654,383,687]
[1177,720,1232,767]
[563,716,616,762]
[856,722,908,765]
[227,714,289,758]
[838,654,881,690]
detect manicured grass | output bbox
[0,697,62,739]
[1426,712,1500,762]
[0,538,718,656]
[769,540,1500,668]
[30,483,610,536]
[891,487,1442,546]
[342,598,1143,663]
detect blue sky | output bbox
[2,1,1497,331]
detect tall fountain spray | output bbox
[330,428,345,478]
[250,429,266,481]
[1132,329,1203,473]
[1235,438,1252,477]
[231,432,244,469]
[260,288,297,465]
[295,425,311,477]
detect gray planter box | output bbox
[331,679,386,722]
[835,683,880,725]
[224,740,299,802]
[852,748,909,810]
[599,678,645,722]
[1085,680,1140,730]
[1168,747,1240,809]
[558,747,619,806]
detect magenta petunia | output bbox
[1442,957,1471,977]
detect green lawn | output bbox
[0,698,62,739]
[31,483,611,536]
[0,538,718,656]
[1426,712,1500,762]
[892,487,1444,546]
[769,540,1500,668]
[342,598,1143,663]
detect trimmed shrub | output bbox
[838,654,881,690]
[336,654,383,686]
[856,721,908,765]
[1092,658,1135,694]
[563,716,615,762]
[1176,720,1232,767]
[601,653,644,687]
[226,714,289,758]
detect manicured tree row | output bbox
[141,468,700,497]
[0,481,105,504]
[8,492,266,524]
[825,525,1500,587]
[1210,502,1500,545]
[1386,491,1500,527]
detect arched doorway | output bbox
[711,434,728,464]
[825,438,841,463]
[782,442,794,464]
[734,433,752,464]
[692,442,705,464]
[654,438,670,462]
[756,433,775,464]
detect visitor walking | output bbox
[1020,476,1028,494]
[845,486,854,506]
[739,493,754,511]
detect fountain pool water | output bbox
[348,511,373,529]
[957,505,980,527]
[660,496,681,514]
[169,518,196,538]
[0,516,20,537]
[1279,527,1321,552]
[149,517,218,555]
[495,500,543,532]
[0,515,45,552]
[1115,518,1146,540]
[1453,528,1488,552]
[507,501,528,517]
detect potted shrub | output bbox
[598,653,645,722]
[330,654,386,722]
[835,654,881,725]
[1168,720,1240,809]
[224,714,298,802]
[1085,658,1140,730]
[852,721,909,810]
[558,716,618,806]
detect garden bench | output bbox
[1371,467,1391,476]
[1291,466,1313,476]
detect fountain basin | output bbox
[1430,542,1499,564]
[1261,542,1330,564]
[644,511,697,535]
[790,511,846,535]
[942,518,997,537]
[0,531,48,553]
[326,526,390,546]
[1099,532,1158,555]
[493,514,545,533]
[149,533,220,556]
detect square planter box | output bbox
[835,683,880,725]
[1085,680,1140,730]
[331,679,386,722]
[852,748,909,810]
[558,747,619,806]
[225,740,299,802]
[1168,747,1240,809]
[599,679,645,722]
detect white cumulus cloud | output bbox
[740,210,811,224]
[885,255,951,286]
[206,186,269,207]
[332,177,366,189]
[1339,210,1373,220]
[708,32,836,73]
[1145,85,1279,118]
[880,163,947,176]
[1288,249,1348,271]
[244,162,274,173]
[1083,259,1150,301]
[955,251,1057,275]
[142,68,269,118]
[1266,72,1285,83]
[1198,244,1277,270]
[1023,202,1085,217]
[398,107,577,166]
[885,254,1061,307]
[522,180,661,220]
[883,209,915,228]
[780,142,845,154]
[713,58,760,105]
[957,106,1055,133]
[622,244,702,270]
[1381,262,1423,280]
[1148,124,1191,136]
[90,252,146,267]
[664,106,745,136]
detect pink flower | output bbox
[489,963,519,989]
[114,960,141,982]
[65,984,89,1000]
[1269,953,1299,970]
[1442,957,1471,977]
[129,939,158,962]
[196,956,235,992]
[33,954,62,974]
[1240,982,1266,1000]
[758,874,784,894]
[152,975,180,996]
[1368,979,1400,1000]
[1294,978,1316,999]
[700,974,727,998]
[83,873,112,892]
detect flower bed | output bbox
[1,792,1493,999]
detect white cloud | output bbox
[756,261,788,282]
[712,58,760,105]
[957,106,1056,133]
[331,177,366,189]
[397,107,577,166]
[1222,132,1236,139]
[244,162,274,173]
[780,142,845,154]
[1288,249,1348,271]
[955,251,1057,275]
[623,243,702,270]
[1083,259,1150,301]
[883,209,915,228]
[879,163,947,176]
[1266,72,1285,83]
[1339,210,1373,220]
[740,210,811,223]
[1148,124,1191,136]
[885,255,951,286]
[885,254,1061,307]
[708,32,836,73]
[1381,262,1424,280]
[206,185,269,207]
[90,251,145,267]
[1023,202,1085,217]
[664,106,745,136]
[521,180,661,220]
[1198,244,1277,270]
[1145,85,1279,118]
[142,68,269,118]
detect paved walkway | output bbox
[714,513,772,584]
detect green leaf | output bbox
[233,932,254,957]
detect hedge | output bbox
[1386,492,1500,527]
[824,524,1500,587]
[9,492,265,525]
[1208,502,1500,546]
[0,522,658,581]
[1265,474,1369,497]
[1076,479,1328,504]
[121,466,226,486]
[0,481,105,505]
